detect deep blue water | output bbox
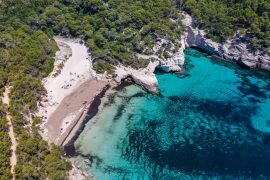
[74,49,270,179]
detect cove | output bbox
[74,49,270,179]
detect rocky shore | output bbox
[38,13,270,178]
[128,12,270,92]
[182,13,270,71]
[114,61,159,92]
[41,13,270,148]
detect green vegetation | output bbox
[0,101,11,179]
[182,0,270,51]
[0,0,183,179]
[0,1,70,179]
[0,0,183,74]
[41,0,183,72]
[14,125,71,180]
[93,60,115,74]
[1,0,269,179]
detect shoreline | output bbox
[35,12,270,177]
[68,50,270,180]
[63,79,136,179]
[44,78,109,145]
[62,47,270,157]
[36,37,109,179]
[38,37,92,140]
[63,79,135,157]
[38,35,269,179]
[63,84,110,156]
[182,13,270,72]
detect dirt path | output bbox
[2,86,17,180]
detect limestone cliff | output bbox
[114,61,159,92]
[152,38,185,72]
[182,13,270,71]
[111,13,270,91]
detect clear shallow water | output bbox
[74,49,270,179]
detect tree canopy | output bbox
[182,0,270,52]
[0,0,183,178]
[0,0,269,179]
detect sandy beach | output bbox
[46,79,107,145]
[37,37,107,145]
[36,37,108,179]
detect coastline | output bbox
[66,79,139,179]
[37,37,92,140]
[182,13,270,71]
[37,36,155,179]
[65,48,270,180]
[36,37,110,179]
[37,23,270,179]
[44,79,108,145]
[63,78,137,156]
[63,84,110,156]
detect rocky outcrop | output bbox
[112,19,187,90]
[114,61,159,92]
[182,13,270,71]
[112,13,270,92]
[135,32,185,73]
[152,38,185,72]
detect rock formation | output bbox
[152,38,184,72]
[182,13,270,71]
[112,12,270,91]
[114,61,159,92]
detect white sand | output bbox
[38,37,91,126]
[35,37,105,179]
[59,107,84,135]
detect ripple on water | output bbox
[74,49,270,180]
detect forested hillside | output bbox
[0,1,71,179]
[0,0,269,179]
[182,0,270,52]
[41,0,183,72]
[0,0,182,179]
[0,101,11,179]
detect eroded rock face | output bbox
[182,13,270,71]
[153,38,185,72]
[112,13,270,91]
[114,61,159,92]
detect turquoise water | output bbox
[74,49,270,179]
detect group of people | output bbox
[61,72,85,89]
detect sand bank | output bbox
[46,79,108,145]
[37,37,107,144]
[38,37,90,122]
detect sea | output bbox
[73,49,270,179]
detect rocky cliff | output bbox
[182,13,270,71]
[152,38,185,72]
[112,13,270,92]
[114,61,159,92]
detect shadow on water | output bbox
[124,94,270,178]
[122,49,270,178]
[75,48,270,179]
[64,85,110,156]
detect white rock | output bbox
[111,12,270,91]
[114,61,159,92]
[182,13,270,71]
